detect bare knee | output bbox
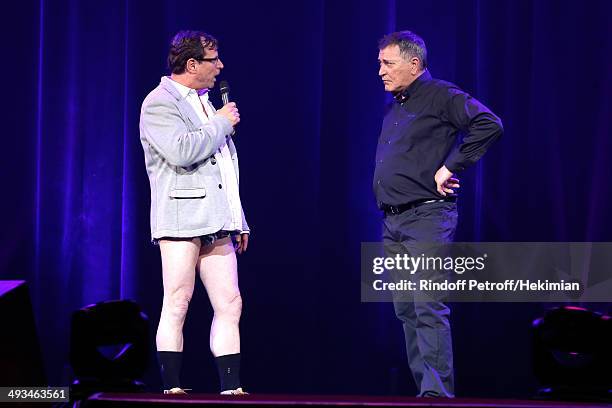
[163,288,192,321]
[216,293,242,323]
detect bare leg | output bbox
[156,238,201,351]
[197,237,241,356]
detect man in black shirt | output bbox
[374,31,503,397]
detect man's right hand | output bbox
[434,165,460,196]
[216,102,240,126]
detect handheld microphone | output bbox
[219,80,236,136]
[220,80,230,105]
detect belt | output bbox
[380,197,456,216]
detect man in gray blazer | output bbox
[139,30,249,395]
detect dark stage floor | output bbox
[85,393,612,408]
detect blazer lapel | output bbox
[159,77,204,130]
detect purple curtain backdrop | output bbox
[1,0,611,397]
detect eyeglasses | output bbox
[198,56,221,65]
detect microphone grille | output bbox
[219,80,230,93]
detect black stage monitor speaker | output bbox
[0,280,46,386]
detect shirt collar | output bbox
[164,76,209,101]
[394,69,432,102]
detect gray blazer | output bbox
[139,76,249,240]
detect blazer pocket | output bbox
[169,187,206,198]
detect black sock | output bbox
[215,353,241,391]
[157,351,182,389]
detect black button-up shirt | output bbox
[373,70,503,206]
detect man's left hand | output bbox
[235,233,249,254]
[434,165,460,196]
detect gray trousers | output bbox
[382,200,458,397]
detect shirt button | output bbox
[218,184,223,189]
[394,122,398,126]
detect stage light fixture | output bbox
[532,306,612,402]
[69,300,149,400]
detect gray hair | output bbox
[378,30,427,69]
